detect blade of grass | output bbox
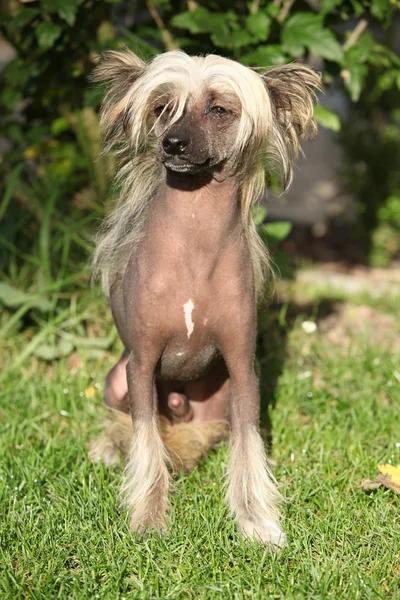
[0,165,23,221]
[0,303,33,337]
[55,221,93,253]
[39,188,58,284]
[58,230,71,283]
[1,307,72,376]
[0,236,42,267]
[0,271,89,338]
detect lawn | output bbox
[1,282,399,599]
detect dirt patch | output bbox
[295,262,400,298]
[318,303,400,351]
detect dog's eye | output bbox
[154,105,166,117]
[208,106,228,116]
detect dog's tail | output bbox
[90,410,230,472]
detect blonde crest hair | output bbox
[92,50,321,299]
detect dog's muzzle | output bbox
[162,135,212,173]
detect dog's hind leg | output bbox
[88,349,130,466]
[120,353,171,533]
[104,350,130,412]
[222,338,285,548]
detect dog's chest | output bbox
[156,295,221,379]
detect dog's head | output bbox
[92,50,321,187]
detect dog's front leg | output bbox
[224,353,285,549]
[120,353,170,533]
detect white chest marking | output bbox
[183,299,195,339]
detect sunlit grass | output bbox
[1,291,399,599]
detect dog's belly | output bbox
[157,344,220,381]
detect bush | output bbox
[1,0,400,279]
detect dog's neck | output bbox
[155,169,240,227]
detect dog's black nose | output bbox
[162,136,188,156]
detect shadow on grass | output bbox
[257,297,338,452]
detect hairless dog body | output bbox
[89,50,321,547]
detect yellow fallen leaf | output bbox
[377,463,400,486]
[84,386,96,398]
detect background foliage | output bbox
[0,0,400,353]
[1,6,400,595]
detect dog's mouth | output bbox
[163,156,214,173]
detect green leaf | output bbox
[171,8,238,47]
[246,12,271,42]
[314,105,341,132]
[35,22,62,50]
[375,70,398,94]
[58,328,117,350]
[58,5,78,26]
[351,1,365,17]
[0,283,52,312]
[253,205,267,226]
[343,62,368,102]
[211,28,234,48]
[341,33,374,101]
[282,12,343,62]
[0,88,22,111]
[68,335,115,349]
[51,117,70,136]
[242,45,288,66]
[263,221,292,241]
[42,0,84,25]
[230,30,252,49]
[271,250,294,279]
[35,339,74,361]
[171,8,212,34]
[43,0,66,9]
[1,59,30,88]
[266,3,280,18]
[282,13,321,55]
[344,31,375,60]
[310,30,343,62]
[370,0,391,20]
[8,8,40,32]
[378,195,400,225]
[320,0,344,14]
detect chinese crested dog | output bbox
[89,49,321,547]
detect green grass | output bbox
[1,291,400,599]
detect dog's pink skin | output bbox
[106,165,257,428]
[103,96,248,424]
[104,349,228,423]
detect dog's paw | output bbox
[128,489,170,535]
[239,519,286,550]
[129,512,168,535]
[88,435,120,466]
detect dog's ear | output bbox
[91,49,146,149]
[91,48,145,92]
[261,64,322,188]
